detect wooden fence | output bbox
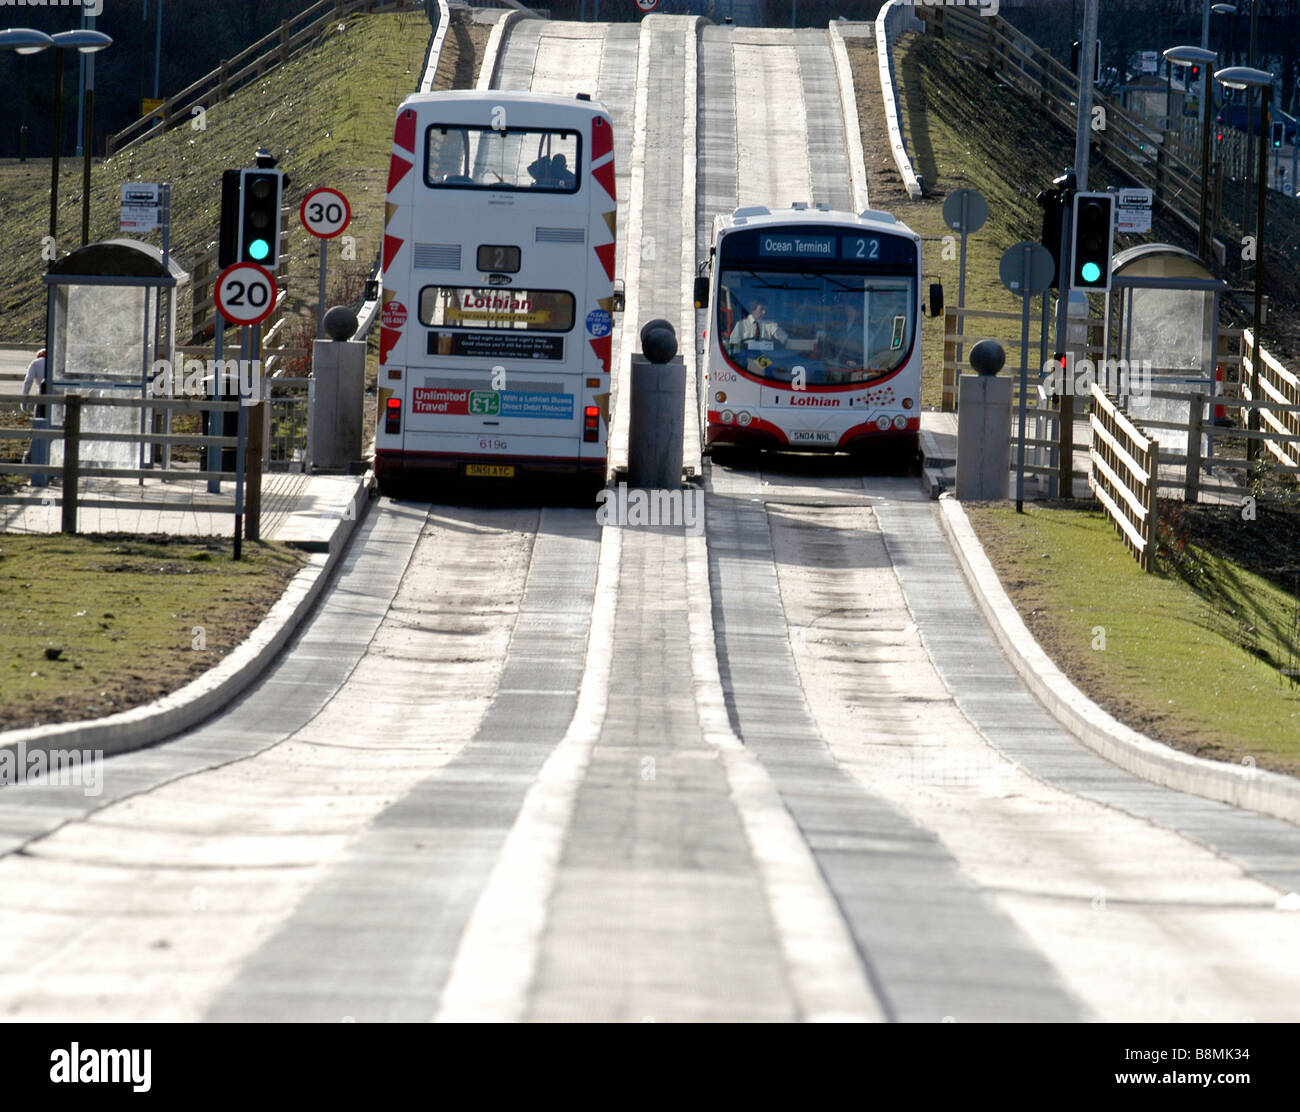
[1088,383,1160,572]
[1242,328,1300,471]
[106,0,424,156]
[0,393,264,552]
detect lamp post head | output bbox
[1215,65,1274,90]
[1164,45,1217,68]
[1211,3,1237,13]
[49,30,113,53]
[0,29,55,55]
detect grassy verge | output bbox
[0,9,489,346]
[0,535,306,733]
[964,499,1300,775]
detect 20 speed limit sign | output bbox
[300,187,352,238]
[215,262,278,327]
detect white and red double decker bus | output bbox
[376,91,618,494]
[696,205,926,463]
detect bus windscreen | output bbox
[716,269,915,384]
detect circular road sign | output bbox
[942,188,988,235]
[300,187,352,239]
[215,262,278,327]
[999,241,1055,298]
[635,0,660,11]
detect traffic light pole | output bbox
[1053,185,1076,501]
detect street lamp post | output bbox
[45,31,113,252]
[1217,65,1275,461]
[1165,46,1218,263]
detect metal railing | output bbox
[106,0,426,156]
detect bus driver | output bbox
[729,298,788,347]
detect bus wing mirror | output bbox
[693,275,710,309]
[612,280,626,314]
[928,282,944,318]
[365,279,380,302]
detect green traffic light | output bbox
[248,239,270,261]
[1080,261,1101,283]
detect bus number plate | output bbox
[465,463,516,478]
[789,430,836,444]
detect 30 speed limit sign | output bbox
[635,0,660,10]
[300,187,351,238]
[215,262,278,327]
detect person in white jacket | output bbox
[21,349,45,416]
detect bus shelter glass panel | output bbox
[50,283,158,471]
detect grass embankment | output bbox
[965,500,1300,775]
[0,535,305,732]
[0,8,487,347]
[846,32,1224,408]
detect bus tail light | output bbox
[584,405,600,442]
[385,396,402,434]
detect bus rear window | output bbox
[425,125,582,192]
[419,287,576,333]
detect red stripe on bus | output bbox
[383,234,405,273]
[379,325,400,365]
[593,242,615,281]
[591,117,612,160]
[589,334,611,374]
[394,108,417,155]
[591,158,616,201]
[387,155,414,194]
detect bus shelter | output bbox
[1101,243,1227,457]
[39,239,189,475]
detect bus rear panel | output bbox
[376,92,617,492]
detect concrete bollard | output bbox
[956,340,1011,500]
[628,321,684,488]
[311,306,365,472]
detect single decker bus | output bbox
[376,91,619,494]
[694,204,935,466]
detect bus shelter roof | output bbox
[43,239,189,288]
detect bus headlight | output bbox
[893,414,908,430]
[720,409,735,424]
[875,414,891,431]
[737,411,752,427]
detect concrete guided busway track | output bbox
[1,13,1300,1023]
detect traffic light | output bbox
[1272,121,1285,149]
[1036,187,1066,289]
[237,168,283,267]
[1070,38,1102,83]
[1071,191,1114,292]
[1191,64,1201,82]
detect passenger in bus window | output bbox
[549,154,576,189]
[728,299,788,346]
